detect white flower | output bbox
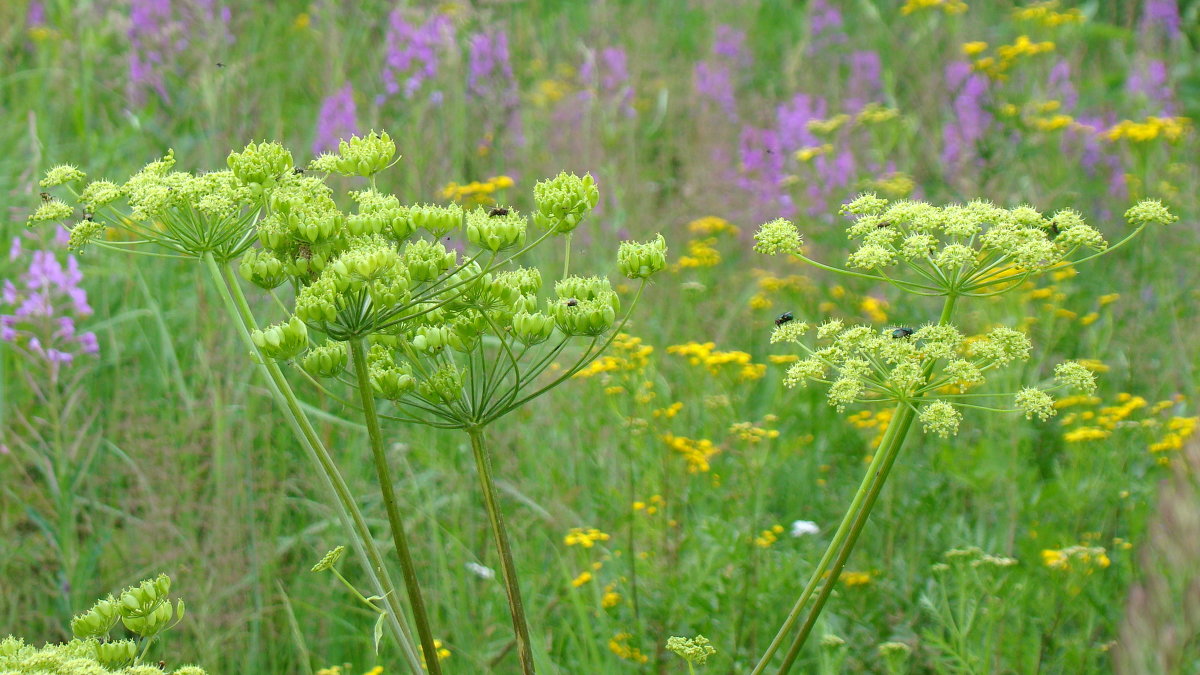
[465,561,496,580]
[791,520,819,537]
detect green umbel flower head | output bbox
[533,172,599,234]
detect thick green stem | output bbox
[348,337,443,675]
[467,426,536,675]
[774,405,917,673]
[201,253,423,673]
[755,294,959,674]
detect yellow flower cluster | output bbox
[418,641,451,668]
[1041,545,1110,571]
[1012,1,1085,27]
[1149,416,1198,453]
[754,524,785,548]
[795,144,834,162]
[632,494,665,515]
[601,583,621,609]
[841,571,873,587]
[609,633,650,664]
[667,341,766,381]
[662,433,720,473]
[857,102,901,125]
[901,0,967,15]
[869,172,916,198]
[972,35,1055,80]
[748,271,809,310]
[675,237,722,268]
[564,527,611,548]
[687,216,740,236]
[847,408,895,450]
[730,418,781,444]
[653,401,683,419]
[570,570,593,587]
[859,296,888,323]
[1103,116,1192,143]
[806,114,851,136]
[532,78,572,107]
[574,333,653,378]
[438,175,515,205]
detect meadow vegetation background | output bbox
[2,0,1199,673]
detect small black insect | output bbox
[876,220,891,229]
[566,298,579,307]
[488,207,510,217]
[774,311,794,327]
[891,327,915,339]
[157,661,166,671]
[1047,220,1060,237]
[40,192,51,202]
[84,212,94,221]
[216,62,226,68]
[293,167,305,175]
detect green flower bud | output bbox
[227,141,293,188]
[239,248,288,290]
[512,311,555,344]
[1015,387,1056,421]
[665,635,717,666]
[550,293,618,336]
[72,597,119,639]
[311,545,346,572]
[419,364,465,403]
[754,218,804,256]
[404,239,458,282]
[301,340,348,378]
[617,234,668,279]
[94,639,137,668]
[1054,360,1097,394]
[554,275,620,313]
[372,361,417,400]
[293,210,344,244]
[251,316,308,360]
[67,219,108,252]
[27,199,75,224]
[497,266,542,295]
[122,598,177,638]
[346,211,386,237]
[1124,199,1177,226]
[412,325,452,353]
[79,180,124,212]
[533,172,599,234]
[410,203,463,236]
[40,164,87,187]
[296,278,339,323]
[918,400,962,437]
[467,207,527,251]
[313,131,397,177]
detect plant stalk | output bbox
[202,253,423,673]
[348,337,443,675]
[467,426,536,675]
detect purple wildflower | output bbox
[694,25,750,121]
[1126,59,1175,115]
[580,46,635,117]
[736,125,793,219]
[313,84,359,155]
[1,247,98,378]
[379,11,454,104]
[941,62,991,167]
[1141,0,1181,39]
[467,28,523,151]
[846,51,882,112]
[1048,60,1077,110]
[27,1,45,26]
[809,0,847,51]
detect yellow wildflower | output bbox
[687,216,740,236]
[609,633,650,663]
[961,41,988,57]
[571,571,593,587]
[564,528,611,548]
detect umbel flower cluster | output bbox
[1,574,200,674]
[757,194,1176,435]
[32,133,668,429]
[772,319,1096,436]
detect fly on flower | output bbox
[891,327,914,339]
[775,311,794,327]
[488,206,511,217]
